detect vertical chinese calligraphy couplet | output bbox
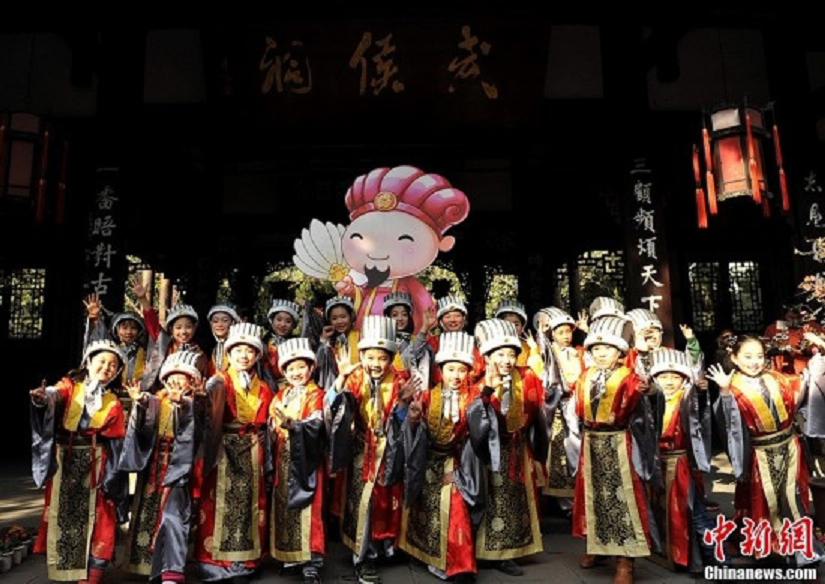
[624,161,675,343]
[83,168,126,308]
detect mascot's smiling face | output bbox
[342,210,455,287]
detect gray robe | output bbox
[118,395,195,578]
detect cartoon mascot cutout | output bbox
[292,165,470,334]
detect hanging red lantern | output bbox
[694,102,790,225]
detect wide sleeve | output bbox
[287,409,326,510]
[684,386,712,473]
[400,415,429,506]
[117,394,160,473]
[165,396,196,487]
[467,393,501,473]
[328,390,358,473]
[30,385,62,488]
[202,374,227,474]
[713,392,750,481]
[802,354,825,437]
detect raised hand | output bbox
[29,378,48,403]
[576,310,589,333]
[125,380,147,404]
[334,275,355,297]
[83,293,103,320]
[706,364,733,393]
[335,346,360,378]
[679,324,695,340]
[484,366,502,391]
[422,306,438,334]
[320,325,335,342]
[131,276,151,309]
[399,373,423,403]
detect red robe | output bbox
[471,367,545,560]
[331,367,410,548]
[269,382,326,560]
[194,370,274,573]
[399,382,478,576]
[656,389,699,567]
[33,378,126,579]
[726,370,812,534]
[572,366,653,556]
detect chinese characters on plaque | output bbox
[257,25,498,99]
[631,173,666,314]
[84,170,123,302]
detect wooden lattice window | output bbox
[576,250,625,311]
[8,268,46,339]
[687,262,720,332]
[729,261,763,333]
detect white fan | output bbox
[293,219,349,282]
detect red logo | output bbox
[703,515,817,561]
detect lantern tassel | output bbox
[692,145,709,229]
[746,111,762,205]
[779,168,791,213]
[773,124,791,214]
[701,125,718,215]
[706,171,718,215]
[696,187,709,228]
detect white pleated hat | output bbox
[164,304,199,332]
[588,296,625,321]
[436,294,468,319]
[357,315,398,354]
[474,318,522,356]
[207,304,240,324]
[626,308,662,332]
[435,331,476,366]
[494,299,528,324]
[110,311,145,337]
[325,296,355,319]
[382,291,414,313]
[649,347,693,381]
[268,299,301,322]
[225,322,265,354]
[278,337,316,369]
[533,306,575,331]
[584,316,631,353]
[83,339,127,367]
[160,350,203,383]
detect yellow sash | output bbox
[732,372,789,433]
[158,396,176,438]
[582,366,631,425]
[229,369,263,424]
[495,369,526,434]
[661,389,685,437]
[63,381,119,432]
[361,370,396,430]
